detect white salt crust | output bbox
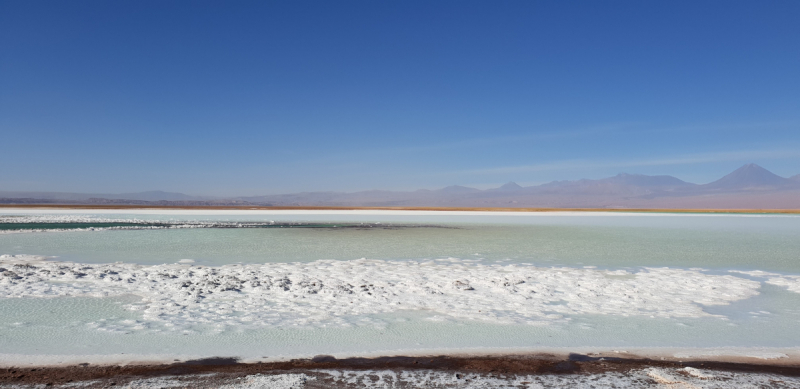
[3,368,799,388]
[0,257,762,332]
[109,373,311,389]
[0,215,291,234]
[672,350,789,360]
[0,215,150,233]
[217,374,312,389]
[767,277,800,293]
[729,270,800,294]
[0,215,134,223]
[0,255,52,263]
[307,368,800,388]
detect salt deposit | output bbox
[307,368,800,388]
[0,256,761,332]
[0,255,52,263]
[766,276,800,294]
[105,373,313,389]
[0,215,136,223]
[0,214,427,234]
[217,374,313,389]
[5,368,797,388]
[729,270,800,294]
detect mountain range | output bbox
[2,164,799,209]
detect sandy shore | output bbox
[2,353,800,388]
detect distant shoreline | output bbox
[1,204,799,214]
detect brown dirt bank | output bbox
[2,354,800,387]
[1,204,799,214]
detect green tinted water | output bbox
[1,211,800,360]
[2,217,799,272]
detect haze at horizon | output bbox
[2,0,799,196]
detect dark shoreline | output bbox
[3,354,800,387]
[0,221,456,232]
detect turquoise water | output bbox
[1,210,799,361]
[2,215,799,272]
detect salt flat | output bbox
[1,210,799,383]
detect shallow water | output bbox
[3,214,800,272]
[1,210,799,361]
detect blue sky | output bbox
[2,1,799,196]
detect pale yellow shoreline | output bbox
[1,204,799,214]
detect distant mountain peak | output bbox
[738,163,768,172]
[791,174,800,182]
[496,181,524,191]
[724,163,781,177]
[704,163,793,190]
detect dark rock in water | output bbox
[180,357,240,366]
[311,355,337,363]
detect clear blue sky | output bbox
[2,0,799,195]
